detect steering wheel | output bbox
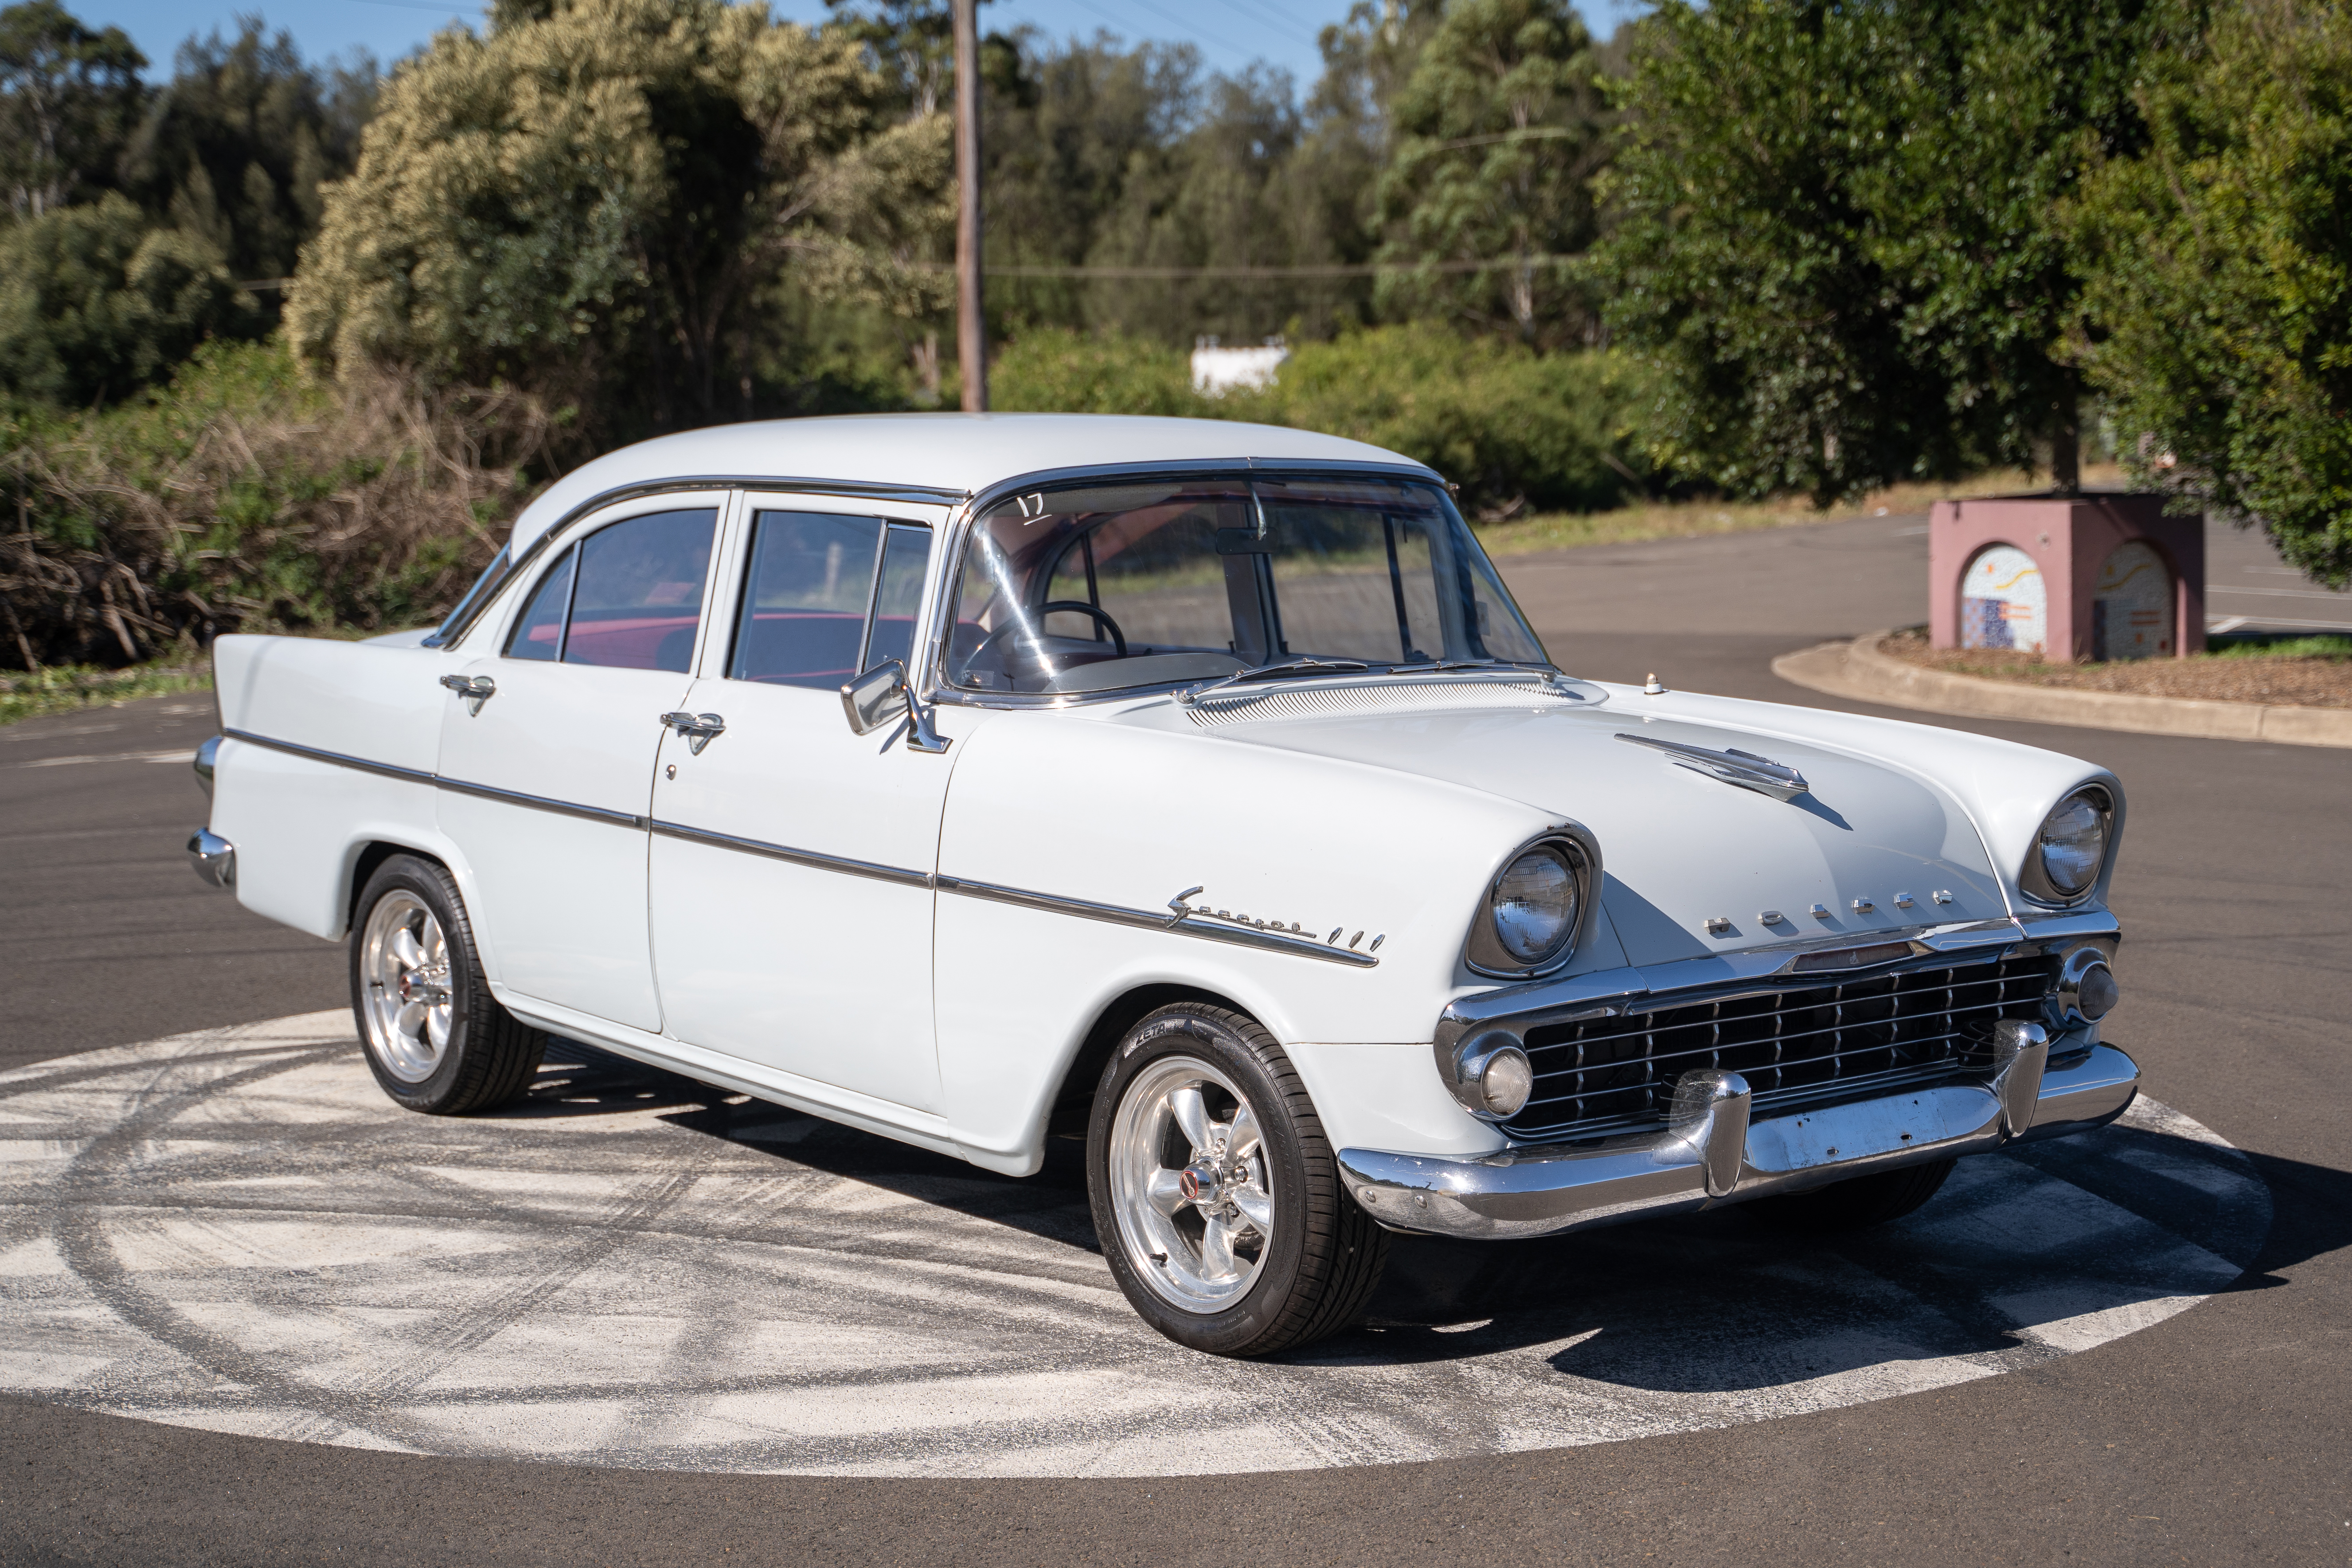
[1039,601,1129,656]
[972,602,1130,669]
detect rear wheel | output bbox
[1087,1003,1387,1357]
[350,854,542,1114]
[1743,1157,1957,1232]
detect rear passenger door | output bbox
[438,499,719,1033]
[647,497,960,1109]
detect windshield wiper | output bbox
[1384,657,1562,676]
[1176,657,1371,704]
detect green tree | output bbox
[1375,0,1605,346]
[0,192,248,403]
[0,0,144,218]
[1598,0,2191,504]
[288,0,922,439]
[119,20,378,292]
[2067,0,2352,587]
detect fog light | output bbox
[1453,1032,1534,1121]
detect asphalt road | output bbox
[2,512,2347,1565]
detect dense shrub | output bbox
[0,193,252,406]
[2067,0,2352,588]
[991,323,1662,514]
[985,325,1201,415]
[0,338,539,668]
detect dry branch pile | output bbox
[0,345,547,669]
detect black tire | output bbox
[349,854,543,1115]
[1086,1003,1387,1357]
[1743,1157,1957,1232]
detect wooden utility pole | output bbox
[952,0,986,412]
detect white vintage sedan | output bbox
[189,414,2137,1357]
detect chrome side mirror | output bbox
[841,660,951,753]
[840,660,911,736]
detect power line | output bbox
[1046,0,1257,64]
[1193,0,1324,53]
[906,253,1587,278]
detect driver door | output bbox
[647,497,960,1111]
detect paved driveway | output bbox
[1,511,2344,1565]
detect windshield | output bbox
[943,473,1547,696]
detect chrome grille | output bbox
[1502,951,2061,1142]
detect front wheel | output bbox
[350,854,543,1114]
[1087,1003,1387,1357]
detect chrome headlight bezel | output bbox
[1464,828,1599,980]
[2018,785,2116,907]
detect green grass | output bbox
[2205,634,2352,660]
[1474,466,2125,558]
[0,661,212,726]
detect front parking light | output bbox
[2051,946,2120,1026]
[1451,1032,1534,1121]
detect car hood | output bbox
[1118,689,2009,968]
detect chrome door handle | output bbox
[440,673,495,715]
[659,711,726,755]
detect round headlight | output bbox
[2030,788,2110,901]
[1492,848,1578,965]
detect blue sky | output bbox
[83,0,1640,90]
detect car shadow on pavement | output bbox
[507,1037,2314,1390]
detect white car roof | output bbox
[504,413,1431,559]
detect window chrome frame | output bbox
[914,457,1525,713]
[426,474,968,652]
[715,497,943,688]
[480,493,734,676]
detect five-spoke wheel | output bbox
[1088,1003,1387,1357]
[1107,1055,1277,1311]
[359,890,453,1083]
[349,854,543,1114]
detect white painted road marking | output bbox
[5,748,195,769]
[0,1013,2270,1477]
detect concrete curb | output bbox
[1772,632,2352,749]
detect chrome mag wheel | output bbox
[358,890,453,1083]
[1107,1054,1276,1313]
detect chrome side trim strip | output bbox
[647,819,931,889]
[434,774,644,829]
[224,727,1375,968]
[934,874,1380,967]
[225,728,641,828]
[223,728,435,786]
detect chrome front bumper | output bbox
[1338,1037,2140,1240]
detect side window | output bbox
[728,511,933,688]
[865,523,933,673]
[504,546,575,662]
[561,508,716,673]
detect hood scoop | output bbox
[1183,671,1602,727]
[1616,732,1809,802]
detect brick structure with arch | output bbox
[1929,493,2204,664]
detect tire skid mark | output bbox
[41,1048,363,1410]
[0,1022,2278,1477]
[266,1161,717,1447]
